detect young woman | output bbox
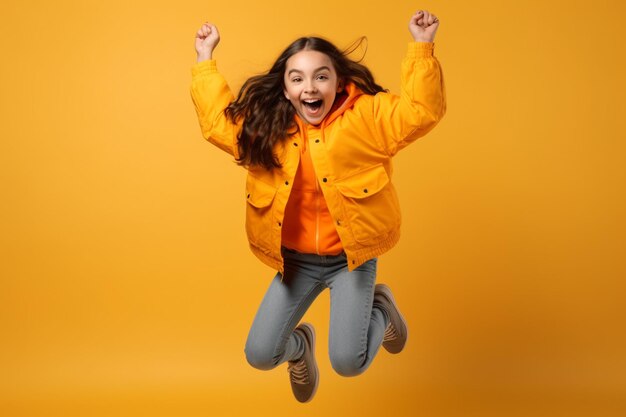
[191,10,445,402]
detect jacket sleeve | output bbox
[371,42,447,156]
[190,60,241,158]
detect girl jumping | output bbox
[191,9,445,403]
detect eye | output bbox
[316,74,329,81]
[291,76,302,83]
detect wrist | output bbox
[197,51,213,63]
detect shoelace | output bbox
[384,322,399,342]
[288,359,310,384]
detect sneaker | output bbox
[374,284,408,354]
[287,323,319,403]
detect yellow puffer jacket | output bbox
[190,42,446,273]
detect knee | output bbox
[329,351,367,377]
[244,340,279,371]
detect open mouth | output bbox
[302,99,323,112]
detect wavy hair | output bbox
[225,36,386,170]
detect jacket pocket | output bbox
[334,163,400,245]
[245,174,277,246]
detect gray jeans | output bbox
[244,248,389,377]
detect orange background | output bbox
[1,1,625,416]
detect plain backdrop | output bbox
[1,0,625,416]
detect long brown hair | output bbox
[225,37,386,170]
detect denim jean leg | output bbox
[326,258,386,377]
[244,253,325,370]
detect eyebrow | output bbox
[287,66,332,75]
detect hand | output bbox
[195,22,220,62]
[408,10,439,42]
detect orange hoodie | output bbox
[281,88,364,255]
[281,118,342,255]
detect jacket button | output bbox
[293,142,298,147]
[322,178,327,183]
[336,220,341,226]
[285,181,289,185]
[247,193,250,198]
[363,188,368,193]
[315,139,320,143]
[278,221,282,227]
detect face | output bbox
[283,50,342,125]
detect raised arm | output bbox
[191,23,241,158]
[371,10,446,156]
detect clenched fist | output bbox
[409,10,439,42]
[195,23,220,62]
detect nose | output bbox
[304,81,318,94]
